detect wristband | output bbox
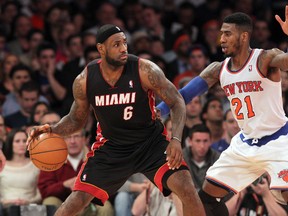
[171,136,181,143]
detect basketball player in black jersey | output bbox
[27,25,205,216]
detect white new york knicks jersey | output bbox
[220,48,287,139]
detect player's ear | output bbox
[97,43,104,53]
[241,32,249,43]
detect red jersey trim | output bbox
[73,136,109,205]
[148,90,156,120]
[73,177,109,205]
[154,161,187,192]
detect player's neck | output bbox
[230,47,252,70]
[100,61,124,74]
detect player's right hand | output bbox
[166,139,183,170]
[26,124,52,149]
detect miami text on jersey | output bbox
[95,92,136,106]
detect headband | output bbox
[96,24,123,43]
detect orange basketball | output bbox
[29,132,68,172]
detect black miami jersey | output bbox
[86,54,157,145]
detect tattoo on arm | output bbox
[200,62,222,87]
[144,61,178,107]
[52,70,89,136]
[140,59,186,139]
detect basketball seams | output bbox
[29,136,65,151]
[29,148,68,155]
[29,133,68,172]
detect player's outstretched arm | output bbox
[27,68,90,146]
[275,5,288,36]
[139,58,185,170]
[157,62,222,116]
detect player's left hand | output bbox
[166,139,183,170]
[275,5,288,36]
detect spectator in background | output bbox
[200,19,223,62]
[7,14,32,56]
[29,101,50,126]
[0,149,6,172]
[114,173,148,216]
[55,22,77,69]
[211,109,240,153]
[0,115,7,149]
[166,33,192,82]
[201,97,224,144]
[183,124,220,192]
[4,80,44,129]
[34,42,66,113]
[64,34,84,68]
[141,4,174,51]
[2,64,49,117]
[182,95,203,148]
[118,1,143,33]
[130,31,151,54]
[0,115,8,172]
[0,128,41,214]
[170,2,199,44]
[131,181,183,216]
[2,64,32,117]
[30,0,53,30]
[39,111,61,126]
[173,44,209,89]
[226,173,288,216]
[43,2,70,45]
[251,18,277,50]
[19,28,44,71]
[38,128,114,216]
[81,32,97,48]
[0,1,20,38]
[150,36,165,57]
[0,54,20,105]
[87,1,118,35]
[0,32,8,61]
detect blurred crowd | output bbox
[0,0,288,215]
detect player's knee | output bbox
[68,191,94,208]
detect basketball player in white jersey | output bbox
[157,5,288,216]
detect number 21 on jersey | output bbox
[231,96,255,120]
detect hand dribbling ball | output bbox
[29,133,68,171]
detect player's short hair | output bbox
[223,12,253,34]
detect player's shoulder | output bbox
[260,48,284,59]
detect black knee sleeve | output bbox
[198,189,229,216]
